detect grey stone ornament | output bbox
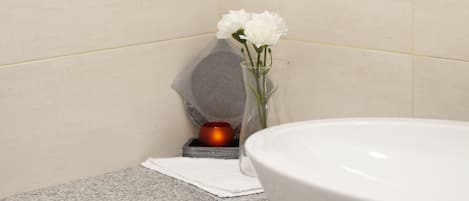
[172,39,246,129]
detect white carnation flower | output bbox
[217,9,252,39]
[241,11,288,48]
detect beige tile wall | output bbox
[220,0,469,122]
[414,0,469,61]
[0,0,217,65]
[276,41,413,121]
[414,57,469,120]
[0,35,213,197]
[0,0,217,197]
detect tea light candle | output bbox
[199,122,234,147]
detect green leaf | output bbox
[231,29,246,44]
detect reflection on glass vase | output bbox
[239,59,291,177]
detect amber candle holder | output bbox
[199,122,234,147]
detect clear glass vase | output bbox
[239,59,291,177]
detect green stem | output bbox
[243,43,255,67]
[268,48,273,67]
[260,76,267,128]
[233,34,270,128]
[262,47,268,125]
[256,50,261,71]
[245,45,270,129]
[256,46,268,128]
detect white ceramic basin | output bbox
[245,118,469,201]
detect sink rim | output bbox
[245,117,469,201]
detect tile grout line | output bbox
[0,32,215,69]
[411,0,416,54]
[411,56,416,117]
[3,36,468,70]
[411,0,416,117]
[411,53,469,63]
[284,38,412,55]
[284,38,469,63]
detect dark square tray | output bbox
[182,138,239,159]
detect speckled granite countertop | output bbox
[2,166,267,201]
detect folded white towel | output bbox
[141,157,263,197]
